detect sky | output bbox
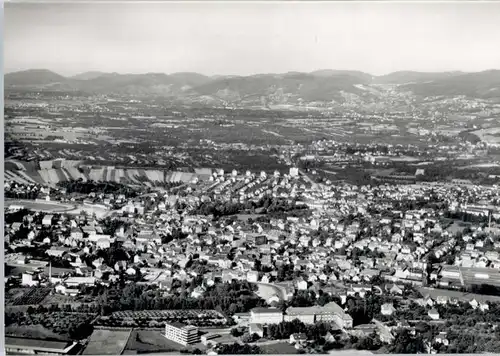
[4,1,500,76]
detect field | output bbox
[260,341,298,354]
[327,350,374,355]
[5,324,67,341]
[95,309,227,328]
[4,312,97,339]
[5,165,213,188]
[5,198,110,218]
[5,199,76,213]
[124,330,186,353]
[471,127,500,145]
[83,329,132,355]
[9,287,51,306]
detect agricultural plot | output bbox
[10,288,51,306]
[95,309,227,328]
[260,342,298,354]
[124,330,185,353]
[83,329,132,355]
[5,170,31,185]
[5,312,96,339]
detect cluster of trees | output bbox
[5,209,31,225]
[217,343,262,354]
[101,217,130,236]
[95,244,130,268]
[191,196,309,219]
[192,200,255,218]
[161,228,189,244]
[388,329,426,353]
[91,281,265,317]
[345,295,385,326]
[56,180,138,197]
[280,290,340,310]
[444,210,492,224]
[265,319,332,342]
[5,188,40,200]
[442,326,500,353]
[5,308,95,340]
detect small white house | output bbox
[381,303,396,316]
[428,308,440,320]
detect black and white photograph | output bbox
[3,1,500,355]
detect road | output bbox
[298,169,319,190]
[253,282,288,301]
[5,198,112,218]
[248,339,289,346]
[5,198,77,212]
[199,327,232,335]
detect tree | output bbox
[231,328,243,337]
[389,329,425,354]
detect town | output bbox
[4,154,500,354]
[4,1,500,354]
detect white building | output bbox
[164,322,200,346]
[250,308,283,325]
[289,167,299,177]
[42,215,54,226]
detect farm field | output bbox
[260,341,299,354]
[5,198,111,218]
[5,324,67,341]
[96,309,227,328]
[5,166,213,187]
[471,127,500,145]
[4,312,96,339]
[124,330,186,353]
[5,199,76,213]
[8,287,51,306]
[83,329,132,355]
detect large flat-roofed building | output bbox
[5,336,78,355]
[439,265,500,288]
[164,322,200,346]
[322,301,353,328]
[285,306,319,324]
[285,302,353,328]
[250,307,284,324]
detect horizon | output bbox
[6,68,500,79]
[5,2,500,76]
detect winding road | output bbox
[253,282,289,301]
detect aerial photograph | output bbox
[3,1,500,355]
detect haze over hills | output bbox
[5,69,500,103]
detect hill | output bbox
[311,69,373,82]
[5,68,500,102]
[70,71,115,80]
[5,69,68,86]
[402,70,500,98]
[373,71,465,85]
[192,72,373,103]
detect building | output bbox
[285,307,317,324]
[42,214,54,226]
[249,323,264,338]
[285,302,353,328]
[290,333,308,344]
[428,309,440,320]
[250,307,283,324]
[289,167,299,177]
[5,337,78,355]
[201,333,221,347]
[165,322,200,346]
[381,303,396,316]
